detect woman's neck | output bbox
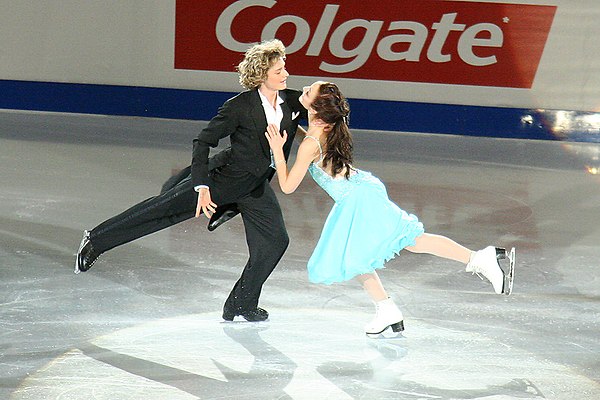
[307,125,325,140]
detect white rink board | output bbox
[0,0,598,112]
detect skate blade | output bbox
[221,319,269,325]
[366,331,405,339]
[502,247,516,295]
[74,230,90,274]
[366,326,405,339]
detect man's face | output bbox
[262,57,289,92]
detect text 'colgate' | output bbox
[175,0,556,88]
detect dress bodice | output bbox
[304,135,377,203]
[308,163,365,203]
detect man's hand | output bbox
[195,187,217,218]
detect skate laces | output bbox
[471,269,485,281]
[466,252,487,280]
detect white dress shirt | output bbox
[258,89,284,129]
[258,90,284,169]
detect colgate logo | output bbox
[217,2,504,73]
[175,0,557,88]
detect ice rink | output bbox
[1,110,599,399]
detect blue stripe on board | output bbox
[0,79,233,121]
[0,79,582,142]
[347,99,556,141]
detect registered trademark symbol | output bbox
[503,17,510,23]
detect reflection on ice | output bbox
[11,311,596,399]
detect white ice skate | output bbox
[365,298,405,336]
[466,246,515,295]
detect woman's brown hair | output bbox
[312,83,353,179]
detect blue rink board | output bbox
[1,79,597,142]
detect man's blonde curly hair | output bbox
[237,39,286,90]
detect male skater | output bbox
[75,39,307,322]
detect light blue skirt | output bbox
[307,174,424,285]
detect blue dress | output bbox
[305,137,424,285]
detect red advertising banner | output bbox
[175,0,556,88]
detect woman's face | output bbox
[299,81,326,110]
[261,57,289,92]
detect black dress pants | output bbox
[225,183,289,313]
[88,169,289,312]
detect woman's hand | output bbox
[265,123,287,152]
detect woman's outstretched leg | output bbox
[404,233,471,263]
[405,233,515,295]
[356,272,404,335]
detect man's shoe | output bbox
[74,230,101,274]
[222,307,269,322]
[208,204,240,231]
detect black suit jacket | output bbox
[191,88,306,189]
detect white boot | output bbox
[466,246,515,295]
[364,298,405,335]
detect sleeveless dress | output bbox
[304,136,425,285]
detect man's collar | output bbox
[258,89,284,108]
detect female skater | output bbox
[265,81,515,335]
